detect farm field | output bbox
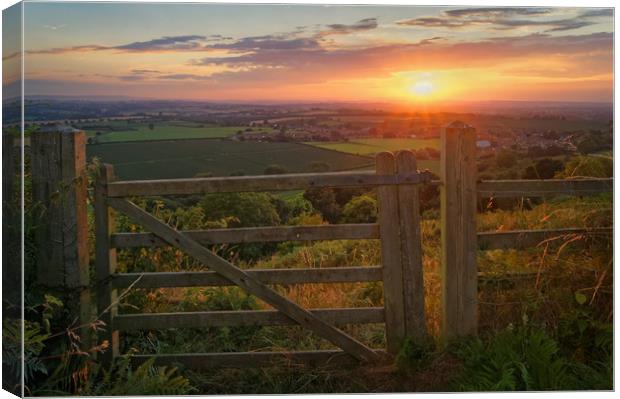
[306,138,441,173]
[78,120,274,143]
[306,138,440,155]
[87,139,375,180]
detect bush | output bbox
[495,150,518,169]
[522,158,564,179]
[557,155,612,178]
[341,195,377,223]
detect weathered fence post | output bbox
[440,121,478,341]
[376,152,406,354]
[95,163,119,365]
[31,126,91,345]
[3,132,21,315]
[395,150,427,341]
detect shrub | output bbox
[341,195,377,223]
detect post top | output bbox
[39,124,81,134]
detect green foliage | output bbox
[341,195,377,223]
[495,149,518,169]
[522,158,564,179]
[2,319,50,394]
[200,192,280,228]
[454,322,612,391]
[557,155,613,178]
[88,356,195,395]
[303,188,342,223]
[575,130,612,155]
[303,187,368,223]
[395,336,436,373]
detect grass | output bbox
[117,193,611,357]
[87,139,375,180]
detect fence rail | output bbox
[111,266,384,289]
[477,178,612,198]
[113,307,384,330]
[111,224,379,248]
[25,123,611,371]
[107,170,430,197]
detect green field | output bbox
[79,121,274,143]
[87,139,374,180]
[307,138,440,155]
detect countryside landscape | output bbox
[2,2,615,396]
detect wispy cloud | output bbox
[190,32,612,86]
[397,7,612,32]
[318,18,378,37]
[443,7,552,18]
[43,24,67,31]
[207,35,321,52]
[116,35,208,51]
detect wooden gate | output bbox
[95,151,431,369]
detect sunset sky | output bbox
[2,2,614,103]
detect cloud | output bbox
[131,69,161,74]
[191,32,612,87]
[115,35,208,51]
[319,18,378,36]
[157,73,211,80]
[397,7,611,32]
[207,35,321,52]
[19,35,218,58]
[443,7,552,18]
[43,24,67,31]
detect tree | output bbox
[495,149,518,169]
[522,158,565,179]
[198,192,281,261]
[341,195,377,223]
[303,188,341,224]
[576,131,612,154]
[200,193,280,228]
[557,155,612,178]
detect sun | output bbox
[409,80,435,96]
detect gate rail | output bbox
[96,151,431,368]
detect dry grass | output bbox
[118,193,612,356]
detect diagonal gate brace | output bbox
[107,198,380,363]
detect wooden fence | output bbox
[21,122,612,370]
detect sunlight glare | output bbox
[410,80,435,96]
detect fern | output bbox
[2,318,51,394]
[88,356,196,395]
[454,323,611,391]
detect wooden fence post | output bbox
[3,132,21,316]
[440,121,478,341]
[376,152,406,354]
[395,150,427,341]
[30,126,91,345]
[95,163,119,365]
